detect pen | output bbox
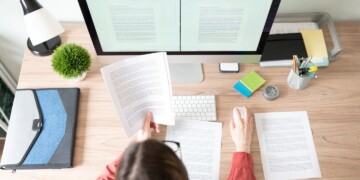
[300,56,312,68]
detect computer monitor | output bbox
[78,0,281,83]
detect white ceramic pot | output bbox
[71,72,87,82]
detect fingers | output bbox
[243,106,249,123]
[150,122,160,133]
[143,112,152,129]
[146,112,160,133]
[244,107,254,124]
[155,123,160,133]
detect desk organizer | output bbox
[275,12,342,61]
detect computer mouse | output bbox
[233,107,245,125]
[237,107,245,119]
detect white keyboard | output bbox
[173,95,217,121]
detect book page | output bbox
[166,120,222,180]
[255,111,321,180]
[87,0,180,52]
[181,0,272,51]
[101,52,174,137]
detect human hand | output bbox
[137,112,160,142]
[229,107,254,153]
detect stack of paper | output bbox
[270,22,318,35]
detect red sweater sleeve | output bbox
[228,152,256,180]
[97,153,123,180]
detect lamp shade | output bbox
[24,8,64,46]
[20,0,64,56]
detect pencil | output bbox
[293,55,297,72]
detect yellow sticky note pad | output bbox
[300,29,328,58]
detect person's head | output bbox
[116,139,189,180]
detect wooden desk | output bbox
[2,22,360,179]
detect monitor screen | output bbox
[78,0,280,55]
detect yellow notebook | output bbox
[300,29,328,58]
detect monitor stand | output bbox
[169,63,204,83]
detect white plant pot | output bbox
[71,72,87,82]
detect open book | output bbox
[101,52,174,137]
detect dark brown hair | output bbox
[116,139,189,180]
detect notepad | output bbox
[233,71,266,98]
[300,29,328,58]
[300,29,329,67]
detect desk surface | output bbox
[2,22,360,179]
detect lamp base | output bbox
[27,36,62,56]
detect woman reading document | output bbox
[98,107,255,180]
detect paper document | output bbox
[101,52,174,137]
[255,111,321,180]
[166,120,222,180]
[270,22,318,34]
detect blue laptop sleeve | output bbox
[0,88,80,170]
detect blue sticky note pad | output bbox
[233,81,253,98]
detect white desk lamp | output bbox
[20,0,64,56]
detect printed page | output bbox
[181,0,272,51]
[101,52,173,137]
[166,120,222,180]
[87,0,180,52]
[255,111,321,180]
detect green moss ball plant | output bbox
[52,43,91,81]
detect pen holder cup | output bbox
[287,69,312,90]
